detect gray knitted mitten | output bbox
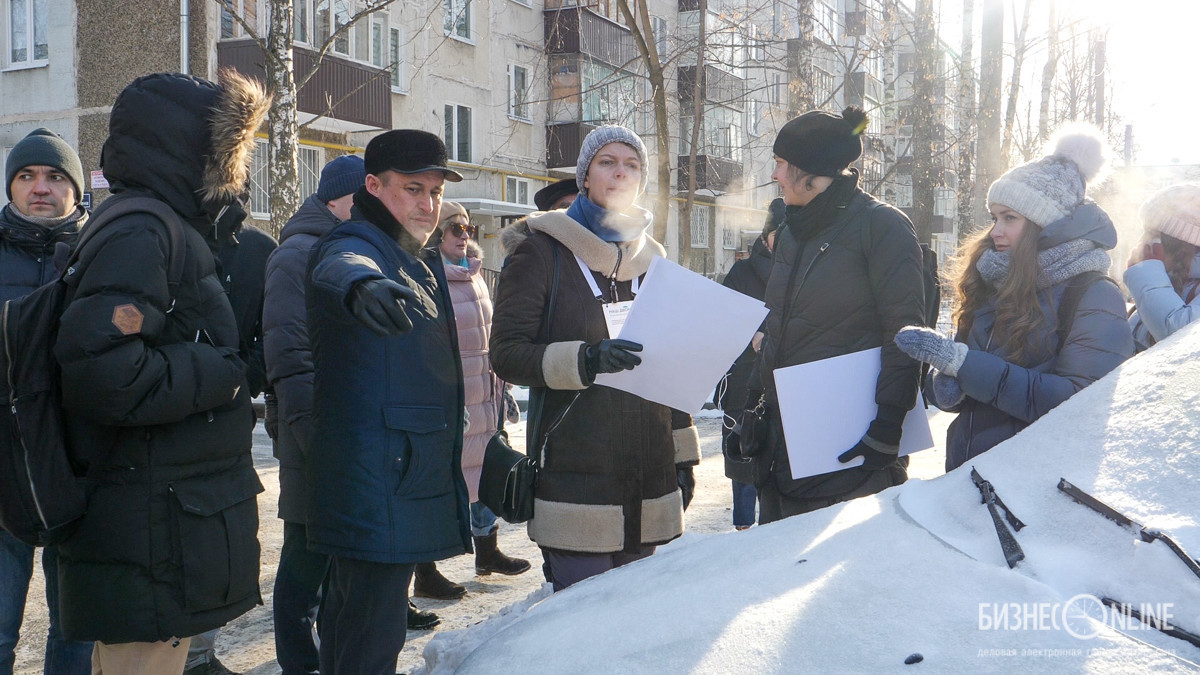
[894,326,969,377]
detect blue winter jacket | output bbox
[931,202,1134,471]
[306,216,471,563]
[1124,254,1200,350]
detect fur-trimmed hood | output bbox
[519,210,665,281]
[101,70,270,232]
[500,217,531,259]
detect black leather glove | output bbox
[677,464,696,510]
[583,339,643,380]
[264,391,279,441]
[837,418,902,470]
[348,279,418,336]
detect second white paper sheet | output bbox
[594,256,768,414]
[773,347,934,480]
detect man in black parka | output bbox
[754,107,924,523]
[51,71,270,671]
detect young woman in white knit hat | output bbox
[893,125,1135,472]
[1125,184,1200,350]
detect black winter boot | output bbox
[413,561,466,600]
[407,601,440,630]
[474,529,532,576]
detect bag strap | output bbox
[66,195,188,301]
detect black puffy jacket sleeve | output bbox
[54,215,244,427]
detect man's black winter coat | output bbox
[759,189,923,505]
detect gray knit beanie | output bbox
[5,128,85,203]
[986,124,1109,228]
[575,125,649,196]
[1139,183,1200,247]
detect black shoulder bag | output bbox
[479,244,561,523]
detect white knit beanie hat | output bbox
[575,125,649,196]
[987,124,1110,227]
[1139,183,1200,247]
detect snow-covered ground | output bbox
[428,324,1200,673]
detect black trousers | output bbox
[273,522,329,675]
[318,556,414,675]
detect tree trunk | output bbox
[973,0,1004,228]
[679,0,707,272]
[910,0,937,246]
[266,0,300,239]
[617,0,672,252]
[787,0,815,117]
[956,0,976,241]
[999,0,1033,163]
[1037,0,1058,147]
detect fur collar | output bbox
[526,210,665,281]
[202,71,270,209]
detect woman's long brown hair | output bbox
[950,221,1049,365]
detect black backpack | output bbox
[0,195,185,546]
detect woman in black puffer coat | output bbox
[52,71,270,663]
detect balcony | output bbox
[544,7,637,68]
[217,38,390,131]
[547,122,599,171]
[677,154,743,193]
[678,65,746,110]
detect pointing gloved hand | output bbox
[893,325,969,377]
[837,418,902,471]
[677,464,696,510]
[583,338,643,380]
[348,278,418,336]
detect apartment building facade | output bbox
[0,0,962,276]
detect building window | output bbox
[444,0,471,41]
[444,104,472,163]
[249,140,325,219]
[299,146,324,198]
[690,205,710,249]
[388,27,405,91]
[722,223,738,250]
[293,0,310,43]
[505,177,530,205]
[651,16,667,61]
[508,65,530,121]
[220,0,259,40]
[7,0,47,65]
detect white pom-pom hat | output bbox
[1140,183,1200,247]
[987,123,1110,228]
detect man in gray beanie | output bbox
[0,127,92,674]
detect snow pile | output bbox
[427,323,1200,673]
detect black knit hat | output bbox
[772,107,868,177]
[6,128,84,203]
[533,178,579,211]
[364,129,463,182]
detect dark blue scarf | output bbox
[566,193,651,242]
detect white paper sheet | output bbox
[772,347,934,480]
[593,256,769,414]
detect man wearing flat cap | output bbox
[306,129,471,673]
[746,107,924,523]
